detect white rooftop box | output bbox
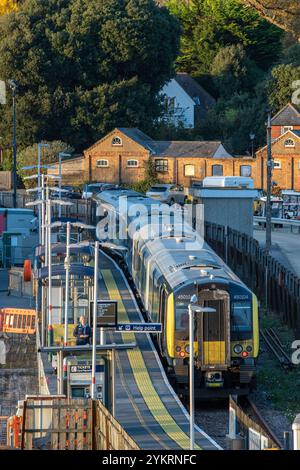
[203,176,254,189]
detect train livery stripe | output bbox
[166,293,175,358]
[252,294,259,357]
[102,269,201,450]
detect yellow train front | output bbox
[165,281,259,397]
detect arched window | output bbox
[127,159,139,168]
[285,138,295,148]
[184,164,195,177]
[96,159,109,168]
[112,136,122,146]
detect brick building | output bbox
[48,103,300,191]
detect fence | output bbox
[0,191,96,225]
[229,396,280,450]
[19,397,139,450]
[205,222,300,334]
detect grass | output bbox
[257,312,300,422]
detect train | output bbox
[95,188,259,397]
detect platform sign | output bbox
[90,300,117,328]
[116,323,162,333]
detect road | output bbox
[254,229,300,277]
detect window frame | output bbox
[96,159,109,168]
[126,159,139,168]
[284,138,295,148]
[184,164,195,177]
[112,136,123,147]
[240,165,252,177]
[155,159,168,173]
[211,164,224,176]
[273,160,282,170]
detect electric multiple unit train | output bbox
[95,189,259,397]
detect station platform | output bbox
[254,229,300,277]
[97,251,221,450]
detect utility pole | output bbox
[266,109,273,255]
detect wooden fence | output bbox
[20,397,139,450]
[205,222,300,334]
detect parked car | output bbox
[146,184,186,205]
[82,183,116,199]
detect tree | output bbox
[166,0,283,76]
[211,44,263,96]
[266,64,300,113]
[242,1,300,40]
[18,141,74,187]
[0,0,18,15]
[0,0,180,150]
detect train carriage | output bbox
[95,189,259,397]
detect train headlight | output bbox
[233,344,243,354]
[246,346,252,353]
[185,345,190,354]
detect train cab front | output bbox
[167,282,259,398]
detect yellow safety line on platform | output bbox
[102,269,201,450]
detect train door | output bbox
[196,289,230,370]
[159,287,167,353]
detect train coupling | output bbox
[204,371,224,388]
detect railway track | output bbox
[238,396,283,449]
[261,328,294,370]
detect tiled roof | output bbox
[145,140,225,158]
[117,128,153,146]
[271,103,300,125]
[174,73,216,108]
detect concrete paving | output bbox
[254,229,300,277]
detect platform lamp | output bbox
[188,294,216,450]
[27,196,73,347]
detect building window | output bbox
[184,164,195,177]
[96,159,109,168]
[155,159,168,173]
[240,165,252,177]
[112,136,122,146]
[284,138,295,148]
[127,159,139,168]
[164,96,176,113]
[273,160,282,169]
[212,164,223,176]
[282,126,293,134]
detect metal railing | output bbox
[254,216,300,234]
[0,191,96,225]
[205,222,300,334]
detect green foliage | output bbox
[266,64,300,113]
[0,0,180,150]
[130,178,158,194]
[18,141,74,187]
[211,43,263,96]
[166,0,283,76]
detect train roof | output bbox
[96,188,247,291]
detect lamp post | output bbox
[58,152,71,219]
[91,241,99,399]
[266,109,273,255]
[249,133,255,158]
[8,80,18,208]
[188,294,216,450]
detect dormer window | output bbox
[112,136,122,146]
[284,138,295,148]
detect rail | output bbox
[254,216,300,233]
